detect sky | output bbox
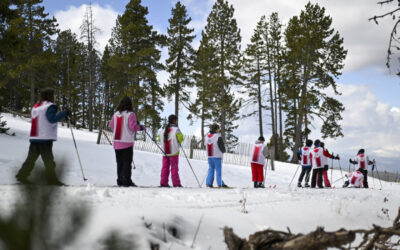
[41,0,400,172]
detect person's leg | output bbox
[251,163,257,187]
[311,169,317,188]
[115,149,124,185]
[170,156,181,187]
[323,166,331,187]
[16,143,40,182]
[160,156,170,186]
[39,142,62,185]
[363,169,369,188]
[206,158,215,187]
[298,167,306,186]
[121,147,134,186]
[215,158,223,187]
[317,168,324,188]
[304,168,311,187]
[257,164,264,187]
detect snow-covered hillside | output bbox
[0,113,399,250]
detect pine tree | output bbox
[0,115,10,134]
[203,0,243,149]
[107,0,165,132]
[80,3,100,131]
[243,15,268,138]
[190,31,217,148]
[165,1,195,119]
[15,0,58,108]
[284,2,347,162]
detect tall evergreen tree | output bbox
[80,3,100,131]
[189,31,217,148]
[284,2,347,162]
[165,1,195,119]
[203,0,243,149]
[107,0,165,132]
[243,15,268,138]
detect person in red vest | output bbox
[297,139,313,188]
[343,171,364,188]
[310,139,324,188]
[16,88,70,185]
[158,114,184,187]
[250,136,270,188]
[349,149,373,188]
[320,142,339,188]
[110,96,145,187]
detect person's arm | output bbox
[46,104,66,123]
[297,149,301,159]
[109,115,115,132]
[323,149,333,158]
[217,137,226,153]
[176,128,184,144]
[263,146,270,158]
[128,113,142,133]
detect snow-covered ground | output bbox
[0,113,399,249]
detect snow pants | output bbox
[357,168,368,188]
[251,163,264,182]
[206,158,223,187]
[298,166,311,184]
[115,146,134,186]
[311,168,324,188]
[160,155,181,187]
[16,141,60,184]
[323,165,331,187]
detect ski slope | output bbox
[0,113,399,250]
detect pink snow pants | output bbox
[160,156,181,187]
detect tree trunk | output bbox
[256,57,263,137]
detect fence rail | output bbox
[98,129,253,167]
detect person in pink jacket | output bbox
[110,96,145,187]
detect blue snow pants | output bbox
[206,158,223,187]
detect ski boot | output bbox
[304,183,310,188]
[297,182,302,188]
[254,182,258,188]
[258,182,265,188]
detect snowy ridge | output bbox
[0,113,399,250]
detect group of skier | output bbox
[16,89,376,189]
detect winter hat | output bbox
[358,148,365,155]
[258,136,265,142]
[314,139,320,147]
[168,114,178,124]
[306,139,313,147]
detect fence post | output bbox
[190,136,195,159]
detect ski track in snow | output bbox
[0,113,399,250]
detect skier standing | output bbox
[16,88,70,185]
[205,124,228,188]
[250,136,270,188]
[320,142,339,188]
[110,96,145,187]
[349,149,373,188]
[158,115,183,187]
[297,139,313,188]
[310,139,324,188]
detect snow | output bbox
[0,113,399,249]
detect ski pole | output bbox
[178,143,202,188]
[338,159,344,184]
[68,120,88,181]
[289,164,301,187]
[263,158,269,186]
[371,167,375,188]
[332,175,346,184]
[330,158,333,186]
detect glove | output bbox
[140,125,145,131]
[349,158,352,164]
[335,155,340,160]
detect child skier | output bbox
[343,171,364,188]
[110,96,145,187]
[205,123,228,188]
[297,139,313,188]
[16,88,70,185]
[158,114,183,187]
[320,142,339,188]
[310,139,324,188]
[349,149,373,188]
[250,136,270,188]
